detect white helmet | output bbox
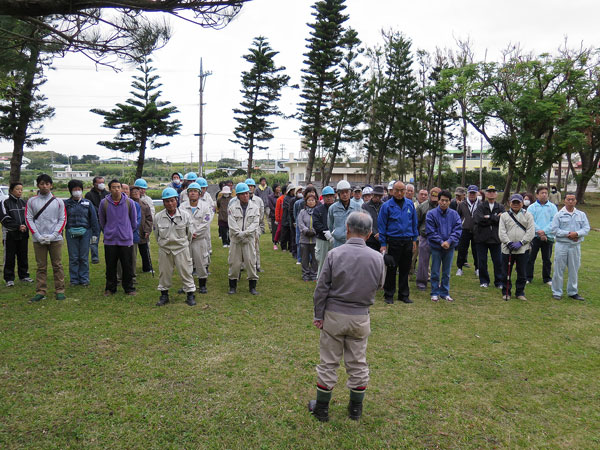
[387,180,396,190]
[336,180,351,191]
[362,186,373,195]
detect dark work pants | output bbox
[502,251,528,296]
[280,223,291,251]
[456,229,478,270]
[270,218,277,244]
[137,242,153,272]
[3,238,29,281]
[383,239,413,301]
[526,237,553,283]
[105,244,135,293]
[476,242,503,287]
[290,224,298,258]
[219,225,230,246]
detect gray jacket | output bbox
[25,193,66,243]
[298,207,317,245]
[313,237,386,320]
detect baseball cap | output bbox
[467,185,479,193]
[486,185,497,192]
[510,194,523,203]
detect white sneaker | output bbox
[296,261,301,265]
[431,295,439,302]
[475,269,479,276]
[22,277,34,283]
[480,283,489,288]
[546,281,552,286]
[456,269,463,276]
[6,281,14,287]
[223,244,228,248]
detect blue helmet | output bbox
[184,172,198,181]
[162,187,179,200]
[196,177,208,187]
[187,182,201,191]
[322,186,335,196]
[235,182,249,194]
[134,178,148,189]
[244,178,256,186]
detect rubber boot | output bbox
[156,290,169,306]
[198,278,207,294]
[228,278,237,295]
[348,388,365,420]
[185,292,196,306]
[308,386,331,422]
[249,279,259,295]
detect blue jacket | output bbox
[425,206,462,250]
[133,201,142,244]
[65,197,100,237]
[551,207,590,246]
[377,197,418,246]
[527,200,558,240]
[327,200,361,247]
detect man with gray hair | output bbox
[309,211,386,422]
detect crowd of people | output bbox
[0,172,591,307]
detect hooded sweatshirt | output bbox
[98,193,137,246]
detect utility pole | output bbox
[280,143,285,160]
[479,136,483,188]
[198,58,212,176]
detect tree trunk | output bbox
[10,44,41,184]
[557,159,562,189]
[412,154,417,189]
[515,175,523,193]
[501,165,514,204]
[365,149,373,185]
[135,133,148,180]
[461,116,467,187]
[304,82,325,184]
[247,138,254,178]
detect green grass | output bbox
[1,200,599,449]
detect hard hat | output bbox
[235,182,249,194]
[336,180,351,191]
[362,186,373,195]
[196,177,208,187]
[134,178,148,189]
[387,181,395,190]
[221,186,231,194]
[161,187,179,199]
[187,182,201,191]
[322,186,335,196]
[184,172,198,181]
[244,178,256,186]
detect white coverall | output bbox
[227,197,260,281]
[154,207,196,293]
[180,200,213,279]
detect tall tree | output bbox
[230,36,289,178]
[91,58,181,179]
[322,28,365,186]
[299,0,349,184]
[0,17,55,183]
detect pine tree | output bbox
[0,17,55,183]
[91,58,181,179]
[299,0,350,183]
[230,36,289,177]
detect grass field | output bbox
[1,199,599,449]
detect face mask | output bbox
[173,178,180,184]
[72,190,82,198]
[223,193,230,198]
[552,188,557,193]
[523,199,530,206]
[297,193,303,198]
[97,183,106,191]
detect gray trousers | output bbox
[317,310,370,390]
[300,243,318,280]
[316,238,333,277]
[416,236,431,288]
[551,242,581,297]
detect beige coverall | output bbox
[180,200,212,279]
[250,194,264,270]
[154,208,196,293]
[227,197,260,281]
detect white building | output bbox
[53,165,93,181]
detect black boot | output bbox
[249,279,259,295]
[348,388,365,420]
[156,290,169,306]
[177,288,184,294]
[185,292,196,306]
[198,278,207,294]
[308,386,331,422]
[228,278,237,295]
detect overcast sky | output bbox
[3,0,600,164]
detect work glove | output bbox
[91,236,98,244]
[323,230,333,242]
[305,229,316,238]
[510,241,523,251]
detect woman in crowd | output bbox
[297,191,319,281]
[216,185,232,247]
[280,184,296,252]
[0,182,32,286]
[268,183,281,250]
[64,179,100,286]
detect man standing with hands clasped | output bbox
[308,212,385,422]
[378,181,418,304]
[550,193,590,301]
